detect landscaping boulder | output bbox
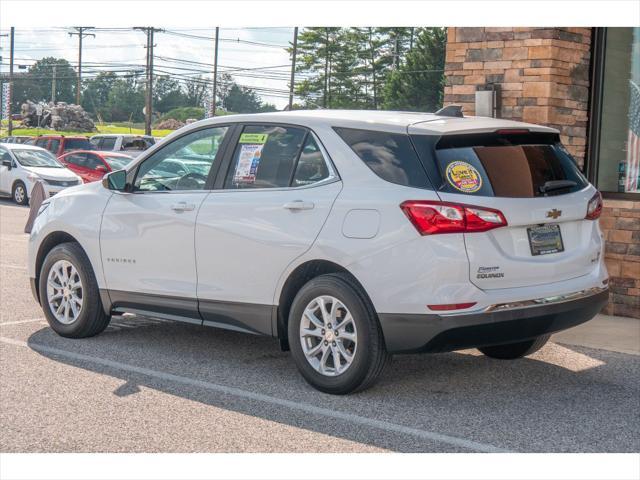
[20,101,96,132]
[155,118,185,130]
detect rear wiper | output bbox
[539,180,577,194]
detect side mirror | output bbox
[2,158,12,169]
[102,169,128,192]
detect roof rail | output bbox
[435,105,464,118]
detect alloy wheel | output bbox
[46,259,83,324]
[299,295,358,376]
[14,185,25,204]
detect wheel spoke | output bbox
[304,309,324,329]
[335,313,353,331]
[69,298,79,318]
[337,341,354,363]
[338,331,356,343]
[301,327,323,338]
[55,299,66,315]
[305,341,323,358]
[331,345,341,373]
[319,346,331,373]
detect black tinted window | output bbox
[421,133,589,197]
[99,137,117,150]
[334,127,431,189]
[63,138,92,152]
[225,125,306,189]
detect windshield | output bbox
[63,138,93,152]
[13,149,62,168]
[103,155,131,170]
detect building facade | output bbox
[444,27,640,318]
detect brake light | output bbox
[400,201,507,235]
[585,191,603,220]
[495,129,530,135]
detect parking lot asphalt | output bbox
[1,197,639,453]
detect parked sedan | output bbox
[58,150,133,183]
[0,144,82,204]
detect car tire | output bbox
[478,335,550,360]
[12,181,28,205]
[288,273,390,394]
[39,242,111,338]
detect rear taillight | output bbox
[400,201,507,235]
[585,191,603,220]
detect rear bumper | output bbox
[378,288,608,354]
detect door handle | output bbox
[283,200,315,211]
[171,202,196,212]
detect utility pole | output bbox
[8,27,14,135]
[212,27,219,117]
[68,27,95,105]
[134,27,163,135]
[51,64,57,103]
[288,27,298,110]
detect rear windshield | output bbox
[63,138,92,152]
[334,127,431,189]
[412,133,588,197]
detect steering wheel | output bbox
[175,172,208,190]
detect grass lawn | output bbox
[0,122,173,138]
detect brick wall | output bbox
[600,199,640,318]
[444,27,591,167]
[444,27,640,319]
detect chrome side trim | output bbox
[481,287,609,314]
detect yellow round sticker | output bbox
[445,161,482,193]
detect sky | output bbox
[0,27,297,109]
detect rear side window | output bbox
[334,127,431,189]
[413,133,588,197]
[99,137,117,150]
[225,125,306,189]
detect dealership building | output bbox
[443,27,640,318]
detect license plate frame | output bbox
[527,224,564,256]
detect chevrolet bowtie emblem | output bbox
[546,209,562,219]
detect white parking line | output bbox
[0,318,46,326]
[0,335,508,453]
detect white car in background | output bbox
[27,110,609,394]
[90,134,156,158]
[0,144,83,205]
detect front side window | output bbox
[85,154,105,170]
[134,126,228,192]
[35,139,48,148]
[12,149,62,168]
[334,127,431,189]
[225,125,306,189]
[48,139,60,153]
[102,155,131,171]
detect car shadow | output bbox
[26,316,640,452]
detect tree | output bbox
[383,28,446,112]
[11,57,77,111]
[154,75,187,113]
[183,76,208,108]
[81,72,118,118]
[103,77,145,122]
[25,57,77,104]
[222,83,262,113]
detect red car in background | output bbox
[32,135,94,157]
[58,150,133,183]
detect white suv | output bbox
[27,110,609,394]
[0,144,83,205]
